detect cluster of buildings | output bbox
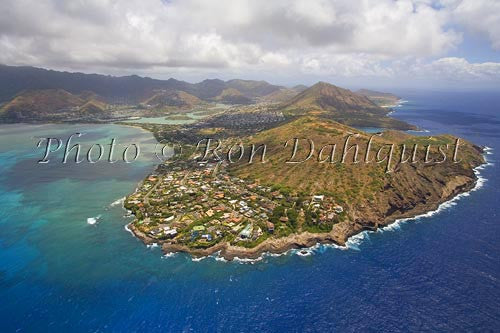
[125,160,345,249]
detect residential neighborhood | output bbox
[125,159,346,250]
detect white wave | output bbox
[162,252,177,259]
[408,129,430,133]
[396,100,409,107]
[214,256,228,262]
[379,221,402,232]
[345,231,370,250]
[87,214,101,225]
[110,197,125,207]
[316,243,348,253]
[484,146,493,155]
[173,240,349,264]
[169,240,349,264]
[147,242,159,249]
[384,99,409,109]
[232,255,265,264]
[191,256,209,262]
[267,251,288,257]
[124,223,134,235]
[294,249,313,257]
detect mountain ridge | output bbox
[278,82,415,130]
[0,64,283,103]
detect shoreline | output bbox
[126,148,490,261]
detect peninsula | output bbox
[0,66,484,260]
[123,83,485,260]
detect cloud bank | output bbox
[0,0,499,87]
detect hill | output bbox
[259,85,309,103]
[357,89,401,106]
[79,99,108,114]
[0,89,108,121]
[214,88,253,104]
[225,79,282,98]
[280,82,414,130]
[144,90,202,109]
[225,115,484,247]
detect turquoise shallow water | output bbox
[1,92,499,332]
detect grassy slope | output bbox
[0,89,111,119]
[280,82,414,130]
[144,90,202,109]
[229,116,484,224]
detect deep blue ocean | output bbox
[0,91,499,332]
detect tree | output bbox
[287,208,298,227]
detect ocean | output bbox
[0,91,499,332]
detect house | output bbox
[313,195,325,202]
[280,216,289,223]
[213,205,226,212]
[266,221,275,233]
[334,205,344,213]
[240,224,253,239]
[149,228,162,236]
[164,228,178,238]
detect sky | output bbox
[1,0,500,90]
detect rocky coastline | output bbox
[127,160,483,261]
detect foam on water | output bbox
[161,252,177,259]
[110,197,125,207]
[124,224,134,236]
[87,215,101,225]
[191,256,209,262]
[345,231,370,250]
[232,255,265,264]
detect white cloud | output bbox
[413,57,500,80]
[0,0,498,86]
[0,1,460,65]
[444,0,500,50]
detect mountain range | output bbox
[0,65,283,104]
[0,65,411,129]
